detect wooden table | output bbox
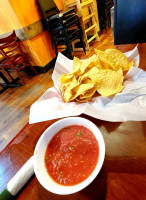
[0,116,146,200]
[0,43,146,199]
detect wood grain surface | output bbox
[0,116,146,200]
[0,29,146,199]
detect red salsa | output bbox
[45,125,99,186]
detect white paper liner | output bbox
[29,46,146,123]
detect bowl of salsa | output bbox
[34,117,105,195]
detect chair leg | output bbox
[78,35,86,55]
[50,34,55,49]
[12,66,25,85]
[66,43,73,59]
[0,83,4,89]
[76,20,83,36]
[54,42,58,57]
[3,68,14,81]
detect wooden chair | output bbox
[0,30,38,85]
[38,0,86,58]
[97,0,113,33]
[77,0,100,50]
[47,9,86,58]
[63,0,100,50]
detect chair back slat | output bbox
[0,31,16,44]
[0,38,18,49]
[7,51,21,60]
[5,45,19,55]
[0,32,21,59]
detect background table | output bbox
[0,115,146,200]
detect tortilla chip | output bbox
[95,48,133,72]
[72,57,82,75]
[80,55,97,74]
[74,83,94,99]
[59,48,133,102]
[79,67,99,85]
[95,68,124,97]
[61,76,79,102]
[79,86,97,99]
[75,96,92,102]
[60,73,73,83]
[94,49,112,69]
[123,60,134,71]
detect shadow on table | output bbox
[81,114,122,133]
[38,167,108,200]
[80,168,107,200]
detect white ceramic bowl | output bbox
[33,117,105,195]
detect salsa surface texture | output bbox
[45,125,99,185]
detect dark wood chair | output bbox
[37,0,86,59]
[97,0,113,33]
[0,30,38,85]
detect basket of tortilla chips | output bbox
[59,49,134,103]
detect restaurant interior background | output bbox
[0,0,145,152]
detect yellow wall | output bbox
[9,0,57,66]
[0,0,22,34]
[9,0,63,26]
[9,0,42,27]
[54,0,63,11]
[0,0,63,67]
